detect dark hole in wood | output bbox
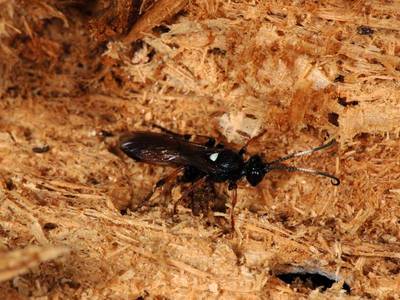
[32,145,50,153]
[152,24,170,34]
[111,71,124,87]
[87,177,100,185]
[208,48,227,55]
[334,74,344,83]
[276,30,285,36]
[5,179,15,190]
[328,112,339,127]
[357,25,374,36]
[43,223,58,230]
[354,132,370,140]
[64,279,81,289]
[338,97,359,107]
[277,271,351,293]
[130,40,144,56]
[244,113,257,119]
[147,48,156,61]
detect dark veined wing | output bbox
[119,132,223,172]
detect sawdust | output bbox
[0,0,399,299]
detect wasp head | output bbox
[244,155,267,186]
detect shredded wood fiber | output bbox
[0,0,399,299]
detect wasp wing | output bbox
[120,132,222,172]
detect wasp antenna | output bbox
[266,164,340,185]
[269,139,337,164]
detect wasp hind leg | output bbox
[173,176,207,215]
[134,167,185,211]
[228,181,238,232]
[239,129,267,156]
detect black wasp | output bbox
[119,126,340,229]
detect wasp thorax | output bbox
[210,150,243,169]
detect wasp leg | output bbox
[228,182,238,231]
[173,176,207,215]
[239,129,267,156]
[135,167,185,210]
